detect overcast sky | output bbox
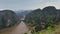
[0,0,60,10]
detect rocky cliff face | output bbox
[0,10,19,29]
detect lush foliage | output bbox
[25,6,60,32]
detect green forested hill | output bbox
[24,6,60,33]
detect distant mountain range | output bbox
[15,10,32,15]
[15,10,32,19]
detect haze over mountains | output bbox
[0,6,60,34]
[15,10,32,15]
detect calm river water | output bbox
[0,21,31,34]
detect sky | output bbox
[0,0,60,11]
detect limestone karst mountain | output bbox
[0,10,19,29]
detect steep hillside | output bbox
[0,10,19,29]
[24,6,60,32]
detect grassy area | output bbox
[30,24,60,34]
[37,25,60,34]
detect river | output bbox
[0,21,31,34]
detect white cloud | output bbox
[0,0,60,10]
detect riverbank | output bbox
[0,21,31,34]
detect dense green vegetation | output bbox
[24,6,60,33]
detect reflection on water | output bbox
[0,21,30,34]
